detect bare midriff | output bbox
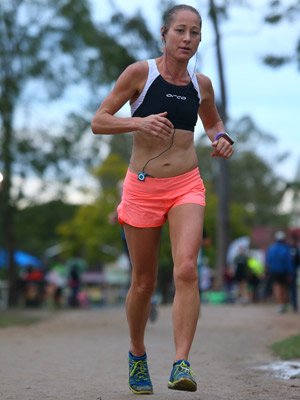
[129,128,198,178]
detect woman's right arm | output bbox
[91,62,143,135]
[91,61,173,140]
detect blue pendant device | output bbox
[137,171,147,181]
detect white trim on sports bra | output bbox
[130,59,201,116]
[188,64,201,102]
[130,59,159,116]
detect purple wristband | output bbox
[213,132,234,145]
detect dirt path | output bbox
[0,304,300,400]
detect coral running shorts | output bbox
[117,167,206,228]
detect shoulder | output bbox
[108,60,148,101]
[196,73,214,92]
[120,60,149,81]
[195,73,215,102]
[116,60,149,94]
[196,72,212,85]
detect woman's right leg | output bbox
[123,223,162,356]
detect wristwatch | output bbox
[214,132,234,145]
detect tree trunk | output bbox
[208,0,231,289]
[1,106,17,306]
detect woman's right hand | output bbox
[136,112,174,141]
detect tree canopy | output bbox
[263,0,300,69]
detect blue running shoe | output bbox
[168,360,197,392]
[129,352,153,394]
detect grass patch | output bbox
[0,311,42,328]
[271,334,300,360]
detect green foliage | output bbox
[264,0,300,69]
[0,269,8,280]
[263,55,291,67]
[271,334,300,360]
[57,198,122,264]
[230,151,286,225]
[197,115,289,230]
[14,201,78,257]
[229,203,251,238]
[0,312,41,328]
[57,153,128,264]
[109,134,133,164]
[0,0,162,209]
[110,11,160,57]
[92,153,128,191]
[159,223,172,270]
[0,0,159,304]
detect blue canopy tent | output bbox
[0,249,42,268]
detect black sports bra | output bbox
[131,59,201,132]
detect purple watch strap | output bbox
[213,132,234,145]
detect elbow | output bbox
[91,118,101,135]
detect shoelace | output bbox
[130,360,150,382]
[175,361,195,377]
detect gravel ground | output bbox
[0,303,300,400]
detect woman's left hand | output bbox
[211,137,234,158]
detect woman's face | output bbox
[164,10,201,60]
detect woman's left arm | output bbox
[197,74,234,159]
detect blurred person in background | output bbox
[289,234,300,313]
[68,265,81,308]
[45,258,67,309]
[233,246,249,304]
[22,265,44,307]
[198,256,213,298]
[246,254,264,303]
[265,231,293,313]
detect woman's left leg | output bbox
[168,204,205,361]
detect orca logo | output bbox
[166,94,187,100]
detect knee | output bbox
[174,259,198,286]
[131,279,156,298]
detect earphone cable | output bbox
[141,127,176,173]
